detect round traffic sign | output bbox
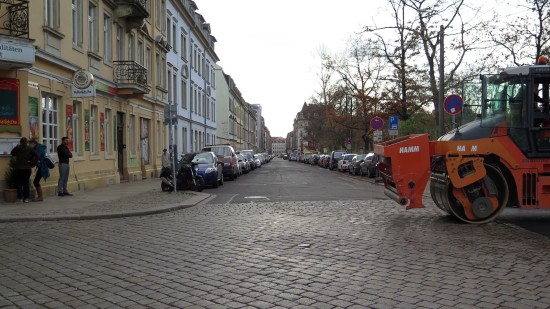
[444,94,463,115]
[370,116,384,130]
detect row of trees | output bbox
[299,0,550,153]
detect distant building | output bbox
[271,137,286,155]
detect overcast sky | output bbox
[195,0,386,137]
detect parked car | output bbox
[348,154,367,175]
[181,151,223,188]
[237,153,250,174]
[202,144,239,180]
[329,150,347,170]
[240,150,256,169]
[360,152,380,178]
[338,153,357,172]
[253,154,262,167]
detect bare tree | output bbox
[490,0,550,65]
[365,0,490,132]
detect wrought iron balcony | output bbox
[0,0,29,38]
[113,61,149,95]
[114,0,149,20]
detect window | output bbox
[173,73,177,104]
[88,2,98,52]
[116,25,124,60]
[181,79,187,109]
[162,56,166,87]
[156,120,162,153]
[193,87,197,114]
[105,109,111,154]
[137,41,143,65]
[103,13,112,63]
[90,105,97,154]
[72,101,81,155]
[167,67,172,103]
[41,94,59,154]
[129,115,135,154]
[206,96,209,120]
[166,15,171,46]
[72,0,83,47]
[155,0,161,29]
[45,0,60,29]
[181,29,187,60]
[145,46,151,83]
[140,118,150,165]
[161,0,166,32]
[172,21,177,52]
[155,53,161,85]
[182,127,187,153]
[128,33,135,61]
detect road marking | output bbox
[244,196,269,199]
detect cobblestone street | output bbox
[1,199,549,308]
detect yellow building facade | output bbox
[1,1,170,197]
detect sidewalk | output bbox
[0,178,211,223]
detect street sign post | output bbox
[444,94,463,115]
[370,116,384,130]
[389,115,399,130]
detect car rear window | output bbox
[333,151,346,159]
[208,147,232,156]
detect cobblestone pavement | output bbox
[1,199,549,308]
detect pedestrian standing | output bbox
[56,136,73,196]
[10,137,38,203]
[160,148,171,183]
[29,138,50,202]
[162,149,171,168]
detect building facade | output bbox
[0,0,272,197]
[271,137,286,156]
[0,1,173,197]
[166,0,219,160]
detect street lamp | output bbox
[438,25,444,137]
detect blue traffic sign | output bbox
[444,94,463,115]
[389,115,399,130]
[370,116,384,130]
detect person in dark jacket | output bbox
[56,136,73,196]
[29,139,50,202]
[10,137,38,203]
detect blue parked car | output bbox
[181,152,223,188]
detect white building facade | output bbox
[166,0,219,158]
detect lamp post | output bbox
[438,25,445,137]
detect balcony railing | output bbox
[113,61,148,93]
[0,0,29,38]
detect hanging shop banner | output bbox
[29,97,38,140]
[66,105,74,151]
[0,78,19,126]
[84,109,90,151]
[100,112,105,151]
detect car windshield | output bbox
[180,153,198,164]
[192,153,214,164]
